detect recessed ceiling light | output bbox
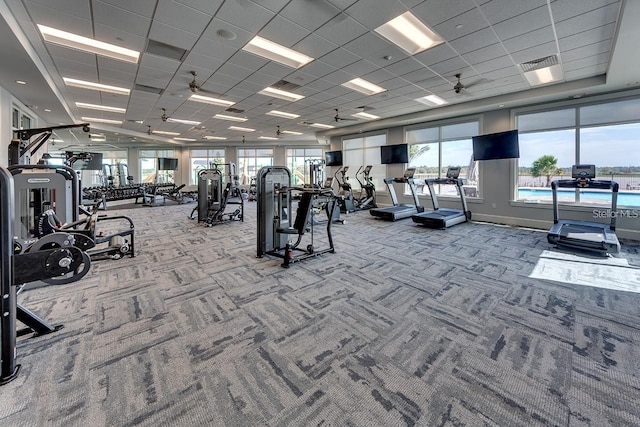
[216,29,237,40]
[203,136,227,140]
[189,94,235,107]
[174,137,196,142]
[81,116,123,125]
[243,35,313,69]
[352,111,380,120]
[76,102,126,113]
[522,64,563,86]
[308,123,335,129]
[152,130,180,136]
[341,78,386,95]
[259,86,305,102]
[38,25,140,63]
[15,80,27,85]
[44,108,51,112]
[166,117,201,126]
[415,94,448,106]
[213,114,248,122]
[375,11,444,55]
[228,126,255,132]
[281,130,303,135]
[259,136,279,140]
[266,110,300,119]
[63,77,130,95]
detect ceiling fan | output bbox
[334,108,357,122]
[188,71,200,93]
[453,73,466,94]
[161,108,169,122]
[453,73,488,94]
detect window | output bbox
[406,120,479,197]
[139,149,174,183]
[286,148,323,186]
[238,148,273,185]
[102,151,129,186]
[516,98,640,207]
[190,149,225,185]
[342,133,386,190]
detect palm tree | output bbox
[409,144,430,161]
[531,155,563,187]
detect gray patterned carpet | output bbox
[2,201,640,427]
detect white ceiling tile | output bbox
[448,27,501,55]
[433,7,490,42]
[343,0,407,29]
[96,0,157,18]
[491,5,552,40]
[259,62,296,79]
[93,2,151,38]
[148,21,199,51]
[412,0,476,27]
[461,43,508,65]
[294,34,338,60]
[182,52,226,71]
[340,59,380,78]
[200,18,255,48]
[413,43,458,67]
[559,22,615,51]
[154,0,214,36]
[501,26,556,53]
[472,56,516,74]
[551,0,620,23]
[400,67,438,85]
[561,41,612,63]
[479,0,548,25]
[510,41,558,64]
[190,38,238,63]
[280,0,342,31]
[216,0,275,33]
[563,52,610,71]
[228,50,270,72]
[174,0,224,15]
[315,15,369,46]
[93,24,147,52]
[319,48,361,69]
[555,2,620,38]
[258,15,310,47]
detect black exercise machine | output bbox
[1,165,91,386]
[334,166,356,213]
[412,167,471,229]
[191,164,244,226]
[369,168,424,221]
[547,164,621,255]
[354,165,377,210]
[256,166,337,267]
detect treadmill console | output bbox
[403,168,416,179]
[572,164,596,179]
[446,167,461,179]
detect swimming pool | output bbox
[518,188,640,207]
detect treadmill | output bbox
[369,168,424,221]
[412,167,471,229]
[547,164,620,254]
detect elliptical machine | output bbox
[354,165,377,210]
[334,166,356,213]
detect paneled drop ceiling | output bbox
[1,0,638,150]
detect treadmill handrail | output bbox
[424,178,470,217]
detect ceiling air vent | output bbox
[519,54,558,72]
[271,79,301,91]
[134,84,165,95]
[145,39,188,61]
[225,107,245,114]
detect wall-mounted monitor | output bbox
[73,152,103,171]
[157,157,179,170]
[380,144,409,164]
[325,150,343,166]
[472,130,519,160]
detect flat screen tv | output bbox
[380,144,409,164]
[325,150,343,166]
[157,157,179,170]
[472,130,519,160]
[73,152,103,171]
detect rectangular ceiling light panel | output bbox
[259,136,278,140]
[166,118,201,125]
[266,110,300,119]
[152,130,180,136]
[38,25,140,63]
[416,94,448,106]
[342,78,386,95]
[281,130,303,135]
[81,116,123,125]
[76,102,126,113]
[63,77,130,95]
[309,123,335,129]
[213,114,248,122]
[375,11,443,55]
[259,86,305,102]
[243,36,313,69]
[189,94,235,106]
[174,137,196,141]
[203,136,227,140]
[352,111,380,120]
[228,126,255,132]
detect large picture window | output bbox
[189,149,225,185]
[342,133,386,191]
[139,149,174,183]
[516,98,640,207]
[238,148,273,185]
[406,120,479,197]
[286,148,323,186]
